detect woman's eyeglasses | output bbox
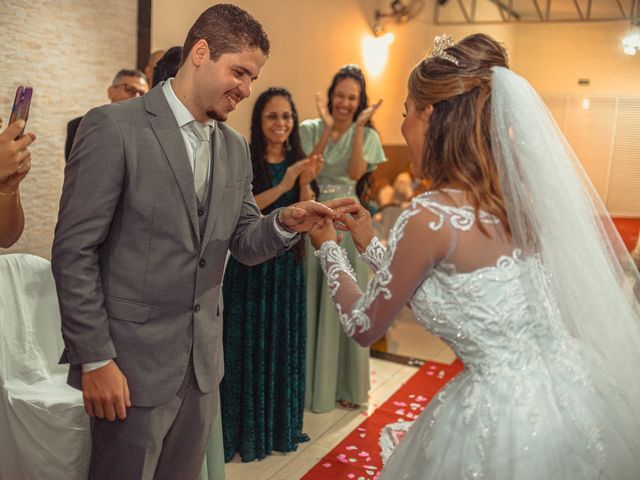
[262,112,294,123]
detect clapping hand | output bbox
[278,158,311,192]
[355,99,383,127]
[299,154,324,186]
[315,92,334,131]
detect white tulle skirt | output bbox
[379,357,640,480]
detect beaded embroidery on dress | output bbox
[317,190,640,480]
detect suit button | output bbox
[199,259,206,268]
[194,304,200,313]
[198,208,204,217]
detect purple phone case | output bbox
[9,86,24,124]
[9,86,32,135]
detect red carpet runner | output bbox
[301,359,464,480]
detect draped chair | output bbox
[0,254,90,480]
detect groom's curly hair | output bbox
[408,33,509,236]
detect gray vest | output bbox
[196,156,213,245]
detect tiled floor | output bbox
[225,320,454,480]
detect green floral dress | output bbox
[220,156,309,462]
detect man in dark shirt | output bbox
[64,69,149,161]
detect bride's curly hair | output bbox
[408,33,510,235]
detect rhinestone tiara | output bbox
[429,34,459,66]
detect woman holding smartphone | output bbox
[300,65,386,413]
[0,118,35,248]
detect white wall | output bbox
[0,0,138,258]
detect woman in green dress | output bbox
[220,87,321,462]
[300,65,386,413]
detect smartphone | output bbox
[9,85,33,137]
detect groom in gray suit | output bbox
[51,5,352,479]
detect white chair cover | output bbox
[0,254,90,480]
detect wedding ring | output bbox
[16,161,23,172]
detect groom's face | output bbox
[192,43,267,122]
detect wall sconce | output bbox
[363,32,395,76]
[622,22,640,56]
[365,1,423,75]
[372,0,424,38]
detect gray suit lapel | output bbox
[145,87,199,240]
[202,127,228,247]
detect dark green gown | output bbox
[220,157,309,462]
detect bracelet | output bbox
[0,189,17,197]
[276,209,297,234]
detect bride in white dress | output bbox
[308,34,640,479]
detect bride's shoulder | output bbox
[409,189,460,212]
[403,189,486,232]
[390,190,457,234]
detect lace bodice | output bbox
[317,190,574,373]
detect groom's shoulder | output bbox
[84,96,146,125]
[217,122,248,151]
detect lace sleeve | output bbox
[360,236,386,272]
[316,200,453,346]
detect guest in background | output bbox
[144,49,166,86]
[0,118,35,248]
[64,69,148,161]
[300,64,386,412]
[152,47,182,88]
[356,171,379,215]
[221,87,321,462]
[372,171,415,244]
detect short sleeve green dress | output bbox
[299,118,386,413]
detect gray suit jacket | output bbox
[51,85,296,407]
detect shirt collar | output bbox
[162,78,216,131]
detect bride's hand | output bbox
[309,217,337,250]
[335,204,374,253]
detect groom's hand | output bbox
[280,197,358,233]
[81,360,131,421]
